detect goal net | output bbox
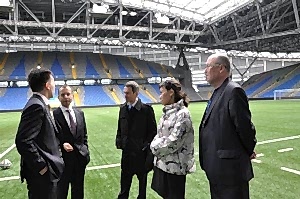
[273,88,300,100]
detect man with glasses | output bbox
[199,54,257,199]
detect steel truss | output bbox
[0,0,299,53]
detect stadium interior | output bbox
[0,0,299,198]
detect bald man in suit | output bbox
[199,54,257,199]
[53,85,90,199]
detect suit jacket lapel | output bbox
[73,109,80,137]
[201,78,229,127]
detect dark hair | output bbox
[215,55,231,73]
[159,79,190,107]
[125,81,139,93]
[27,68,52,92]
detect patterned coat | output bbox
[150,100,195,175]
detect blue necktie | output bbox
[205,91,215,115]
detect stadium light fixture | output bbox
[121,10,128,15]
[129,11,137,16]
[0,0,10,7]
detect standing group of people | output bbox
[15,70,89,199]
[15,53,257,199]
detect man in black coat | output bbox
[116,81,157,199]
[199,54,257,199]
[53,85,90,199]
[15,68,64,199]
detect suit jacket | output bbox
[116,98,157,173]
[15,94,64,183]
[53,107,90,165]
[199,78,257,185]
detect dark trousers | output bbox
[118,170,147,199]
[151,167,186,199]
[58,155,86,199]
[26,172,57,199]
[209,181,249,199]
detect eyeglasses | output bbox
[205,63,222,68]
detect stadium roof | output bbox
[0,0,300,55]
[93,0,254,24]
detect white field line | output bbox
[280,167,300,175]
[256,153,264,157]
[278,148,293,153]
[257,135,300,145]
[0,176,20,182]
[0,134,299,182]
[0,144,16,159]
[251,159,262,163]
[86,163,120,171]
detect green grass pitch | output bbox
[0,100,299,199]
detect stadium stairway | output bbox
[129,57,152,77]
[140,84,158,103]
[3,53,27,80]
[73,91,81,106]
[116,58,133,78]
[85,56,100,78]
[142,84,160,100]
[102,85,121,104]
[160,63,173,77]
[102,54,121,78]
[98,54,112,78]
[50,55,66,79]
[87,53,108,79]
[147,63,160,77]
[116,56,140,78]
[128,57,144,78]
[0,54,9,76]
[110,85,125,103]
[254,65,300,98]
[9,55,26,80]
[70,52,78,79]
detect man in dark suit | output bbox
[116,81,157,199]
[199,54,257,199]
[53,85,90,199]
[15,68,64,199]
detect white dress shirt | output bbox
[33,92,49,106]
[60,105,77,129]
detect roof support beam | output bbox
[255,0,266,35]
[269,4,292,33]
[231,15,240,39]
[55,2,87,36]
[18,0,52,36]
[211,28,300,46]
[292,0,300,28]
[123,12,151,38]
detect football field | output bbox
[0,100,299,199]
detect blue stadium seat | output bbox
[260,74,300,98]
[245,75,272,96]
[51,56,65,79]
[83,86,115,106]
[9,56,26,80]
[147,64,160,77]
[118,85,152,103]
[85,56,100,78]
[0,88,28,110]
[116,58,132,78]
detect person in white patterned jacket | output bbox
[150,78,195,199]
